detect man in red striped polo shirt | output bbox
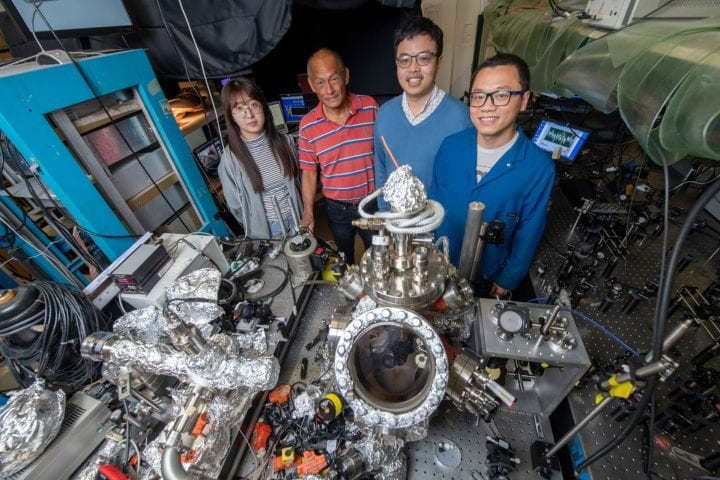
[299,48,378,264]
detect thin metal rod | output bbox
[546,396,615,459]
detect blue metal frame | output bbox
[0,196,84,285]
[0,50,228,269]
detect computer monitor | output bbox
[5,0,133,39]
[268,101,288,134]
[193,138,223,177]
[280,94,318,125]
[532,120,589,162]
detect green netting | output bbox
[659,49,720,160]
[555,20,696,112]
[617,22,720,165]
[482,0,720,164]
[483,2,587,93]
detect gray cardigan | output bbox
[218,144,303,239]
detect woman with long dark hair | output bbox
[218,78,302,238]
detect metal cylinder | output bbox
[644,318,694,363]
[546,396,615,459]
[598,297,615,313]
[542,305,562,337]
[482,375,516,408]
[621,294,641,315]
[601,257,618,278]
[80,332,117,362]
[162,446,192,480]
[283,234,317,281]
[458,202,485,280]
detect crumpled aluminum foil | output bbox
[166,268,224,325]
[191,392,253,478]
[113,304,217,346]
[72,439,125,480]
[113,306,170,345]
[229,329,268,354]
[140,389,255,480]
[103,337,279,391]
[383,165,427,214]
[139,431,165,480]
[0,380,66,476]
[353,430,407,480]
[291,392,315,419]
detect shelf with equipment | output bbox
[0,49,228,285]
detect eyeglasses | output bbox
[395,51,437,69]
[469,89,527,107]
[232,101,263,116]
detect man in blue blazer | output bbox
[429,54,555,299]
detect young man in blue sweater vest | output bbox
[373,17,471,209]
[429,54,555,300]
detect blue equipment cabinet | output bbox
[0,50,228,283]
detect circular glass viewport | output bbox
[348,322,436,414]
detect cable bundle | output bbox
[0,281,110,389]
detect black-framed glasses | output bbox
[469,89,527,107]
[395,51,437,69]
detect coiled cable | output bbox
[0,281,109,388]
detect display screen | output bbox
[268,102,286,129]
[9,0,132,36]
[532,119,590,161]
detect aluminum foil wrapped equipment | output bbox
[0,380,65,477]
[81,332,279,391]
[165,268,224,325]
[382,165,427,214]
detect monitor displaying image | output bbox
[532,120,589,161]
[193,138,223,178]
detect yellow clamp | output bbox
[606,375,636,399]
[321,256,342,283]
[541,362,550,369]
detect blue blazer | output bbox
[429,127,555,290]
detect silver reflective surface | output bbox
[350,323,435,414]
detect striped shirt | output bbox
[244,134,292,222]
[298,93,378,203]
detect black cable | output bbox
[167,237,221,271]
[248,264,289,303]
[576,158,670,472]
[0,281,109,388]
[31,1,192,234]
[576,175,720,473]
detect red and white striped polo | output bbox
[298,93,377,203]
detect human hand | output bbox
[489,283,510,298]
[300,212,315,233]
